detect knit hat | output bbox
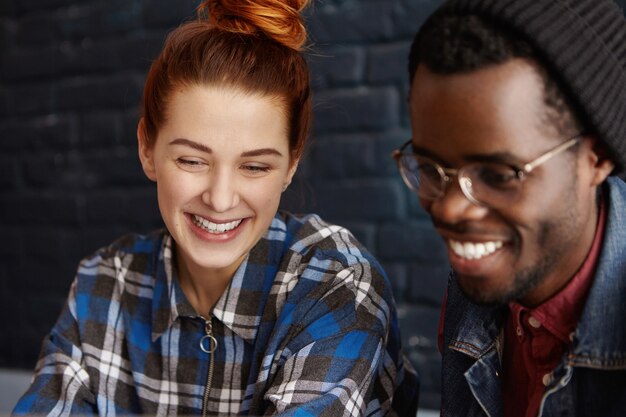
[425,0,626,174]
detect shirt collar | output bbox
[508,193,607,344]
[151,214,288,344]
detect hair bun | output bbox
[198,0,310,51]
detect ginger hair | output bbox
[140,0,312,161]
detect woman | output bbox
[13,0,418,415]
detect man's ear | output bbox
[586,138,615,187]
[137,118,157,182]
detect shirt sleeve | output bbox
[12,279,98,416]
[260,265,404,417]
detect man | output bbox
[393,0,626,415]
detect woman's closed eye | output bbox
[176,157,207,171]
[241,164,272,175]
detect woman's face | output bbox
[138,84,297,281]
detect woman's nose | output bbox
[201,169,240,212]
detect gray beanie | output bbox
[422,0,626,173]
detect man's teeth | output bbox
[449,240,503,260]
[192,215,242,234]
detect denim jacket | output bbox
[441,177,626,417]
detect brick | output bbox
[397,304,440,349]
[378,220,448,261]
[14,11,64,45]
[307,133,378,179]
[308,1,395,43]
[67,33,164,74]
[2,44,65,81]
[407,262,450,305]
[313,87,400,133]
[0,155,19,189]
[142,0,200,28]
[368,41,413,85]
[0,193,80,227]
[56,74,144,112]
[122,109,141,148]
[82,187,161,229]
[22,151,82,189]
[305,132,408,183]
[13,0,74,15]
[375,130,412,177]
[0,87,7,117]
[311,179,406,222]
[390,0,447,39]
[16,1,143,45]
[306,46,366,89]
[81,150,148,188]
[380,262,409,302]
[0,227,23,262]
[0,114,78,150]
[80,111,123,148]
[7,81,55,115]
[0,1,17,15]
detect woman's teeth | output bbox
[192,215,242,234]
[450,240,503,260]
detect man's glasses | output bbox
[392,136,581,208]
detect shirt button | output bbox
[528,316,541,328]
[542,373,552,386]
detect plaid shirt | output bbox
[13,212,418,416]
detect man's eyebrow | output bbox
[412,144,522,165]
[169,138,211,154]
[168,138,283,158]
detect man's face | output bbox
[409,59,604,306]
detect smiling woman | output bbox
[11,1,418,416]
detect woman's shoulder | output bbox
[278,211,377,265]
[274,211,392,304]
[75,229,169,287]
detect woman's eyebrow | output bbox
[169,139,283,158]
[240,148,283,158]
[169,138,211,154]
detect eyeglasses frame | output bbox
[392,135,582,207]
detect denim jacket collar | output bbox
[569,177,626,369]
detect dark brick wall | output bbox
[6,0,623,411]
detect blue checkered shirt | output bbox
[13,212,418,416]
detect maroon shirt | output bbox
[501,199,607,417]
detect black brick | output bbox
[21,151,82,189]
[56,74,144,112]
[307,46,366,89]
[0,114,78,151]
[0,194,80,227]
[368,41,413,85]
[82,187,161,229]
[0,155,19,189]
[142,0,200,28]
[7,81,55,115]
[308,1,395,43]
[378,220,449,261]
[80,111,123,148]
[314,87,400,133]
[312,179,406,222]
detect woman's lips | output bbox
[186,213,247,241]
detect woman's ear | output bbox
[137,118,157,182]
[283,158,300,191]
